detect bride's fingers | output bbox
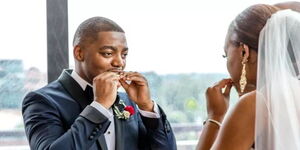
[223,83,233,98]
[213,78,232,89]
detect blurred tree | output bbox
[143,72,232,123]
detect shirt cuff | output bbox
[138,101,160,118]
[90,101,114,119]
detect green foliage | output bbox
[185,98,198,111]
[0,67,238,122]
[143,72,235,123]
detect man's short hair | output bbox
[73,17,124,47]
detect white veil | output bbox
[255,10,300,149]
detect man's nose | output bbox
[112,55,125,67]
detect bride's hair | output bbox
[227,4,279,51]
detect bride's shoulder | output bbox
[214,91,256,149]
[238,91,256,109]
[229,90,256,119]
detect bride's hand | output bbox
[205,78,233,122]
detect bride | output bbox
[196,4,300,150]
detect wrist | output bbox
[95,98,112,109]
[207,115,225,123]
[138,101,154,112]
[203,118,222,128]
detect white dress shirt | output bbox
[70,71,160,150]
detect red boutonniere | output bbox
[124,106,135,116]
[113,100,135,120]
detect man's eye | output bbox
[102,52,112,56]
[122,53,128,58]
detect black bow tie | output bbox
[84,86,94,104]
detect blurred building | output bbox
[0,59,46,108]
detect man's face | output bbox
[80,31,128,83]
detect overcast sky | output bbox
[0,0,287,74]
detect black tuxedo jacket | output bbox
[22,70,176,150]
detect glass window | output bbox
[0,1,47,149]
[68,0,284,149]
[0,0,286,149]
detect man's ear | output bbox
[241,44,250,63]
[74,45,84,61]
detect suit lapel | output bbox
[59,70,109,150]
[114,95,124,150]
[114,115,124,150]
[58,69,90,109]
[97,134,108,150]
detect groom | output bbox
[22,16,176,150]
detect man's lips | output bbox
[108,69,124,74]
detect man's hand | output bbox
[93,72,121,109]
[119,72,154,112]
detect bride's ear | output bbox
[241,44,250,63]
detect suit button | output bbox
[92,131,97,135]
[95,127,100,132]
[89,135,94,140]
[99,125,102,129]
[165,123,171,132]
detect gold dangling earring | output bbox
[239,61,247,93]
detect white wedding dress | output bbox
[255,9,300,150]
